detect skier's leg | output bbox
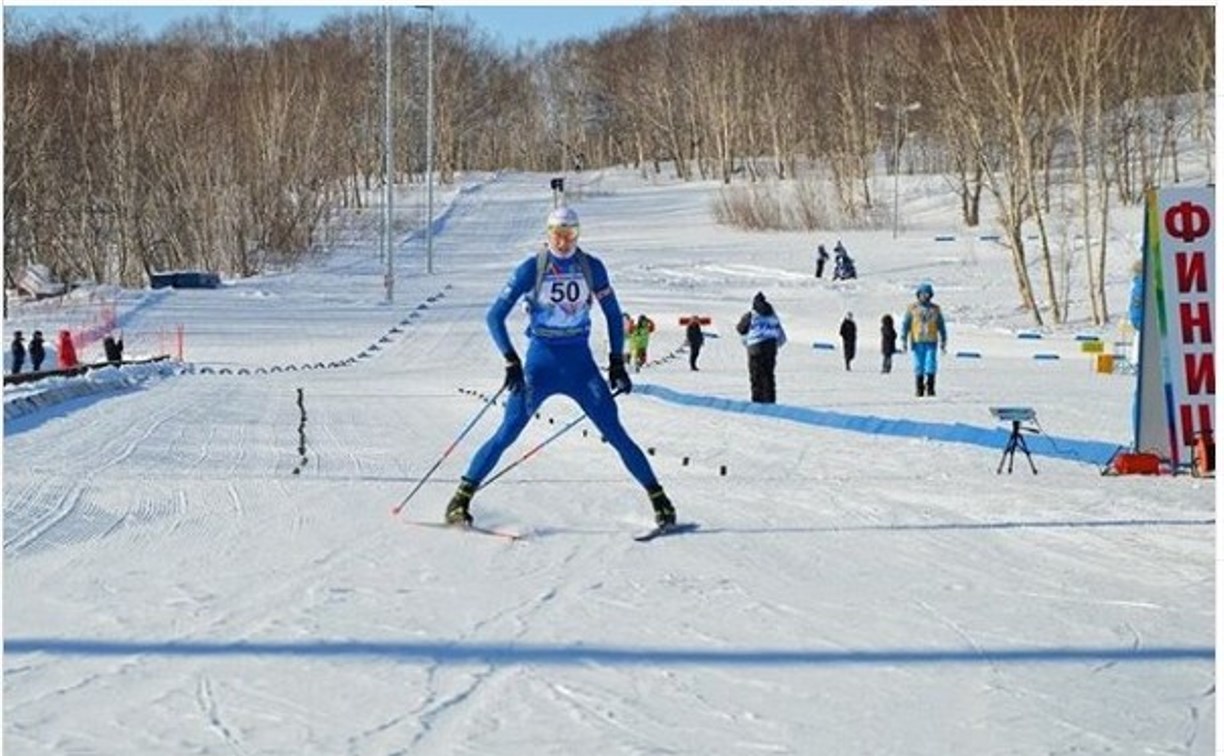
[572,373,676,525]
[912,344,927,396]
[459,348,560,487]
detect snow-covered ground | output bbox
[4,168,1214,754]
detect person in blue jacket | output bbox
[735,291,787,402]
[445,206,676,528]
[900,281,948,397]
[1126,258,1144,365]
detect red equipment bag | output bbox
[1108,451,1164,476]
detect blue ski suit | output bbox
[461,247,660,489]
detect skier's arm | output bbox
[589,257,626,358]
[936,307,948,350]
[486,258,535,357]
[900,308,912,350]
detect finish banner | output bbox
[1134,186,1215,467]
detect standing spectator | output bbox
[880,314,898,374]
[839,312,857,371]
[1127,257,1144,366]
[622,313,634,364]
[815,244,830,279]
[103,332,124,365]
[57,329,79,370]
[628,314,654,372]
[28,330,46,372]
[443,205,676,530]
[685,315,705,371]
[900,282,948,397]
[10,331,25,374]
[735,291,787,403]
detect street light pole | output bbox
[382,6,394,303]
[417,5,435,275]
[875,100,920,239]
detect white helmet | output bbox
[547,206,580,229]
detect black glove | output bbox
[608,353,632,395]
[503,351,525,393]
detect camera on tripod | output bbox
[989,406,1038,474]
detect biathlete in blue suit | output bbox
[445,206,677,528]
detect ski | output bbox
[405,520,525,542]
[633,522,699,542]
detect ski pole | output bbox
[391,385,507,516]
[478,388,625,491]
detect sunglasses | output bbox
[548,225,579,239]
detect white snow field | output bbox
[4,169,1214,754]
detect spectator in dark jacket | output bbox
[815,245,829,278]
[10,331,25,374]
[685,316,705,371]
[28,330,46,372]
[839,312,857,371]
[103,332,124,365]
[736,292,787,403]
[880,314,898,374]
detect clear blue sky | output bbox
[4,4,699,50]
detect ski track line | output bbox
[4,483,84,556]
[913,597,1000,677]
[405,663,501,753]
[195,674,250,755]
[85,395,193,480]
[547,680,645,741]
[397,546,591,751]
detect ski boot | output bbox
[647,486,676,527]
[445,478,476,526]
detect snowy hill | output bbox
[3,169,1214,754]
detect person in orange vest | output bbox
[57,330,79,370]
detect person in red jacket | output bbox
[57,330,79,370]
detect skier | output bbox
[735,291,787,403]
[444,206,677,529]
[839,312,857,371]
[685,316,705,371]
[10,331,25,374]
[880,314,898,374]
[900,282,948,397]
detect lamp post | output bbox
[382,6,394,303]
[417,5,435,275]
[875,101,921,239]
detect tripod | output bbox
[998,420,1038,475]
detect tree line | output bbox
[4,6,1213,325]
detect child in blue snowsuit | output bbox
[445,206,677,528]
[900,282,948,397]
